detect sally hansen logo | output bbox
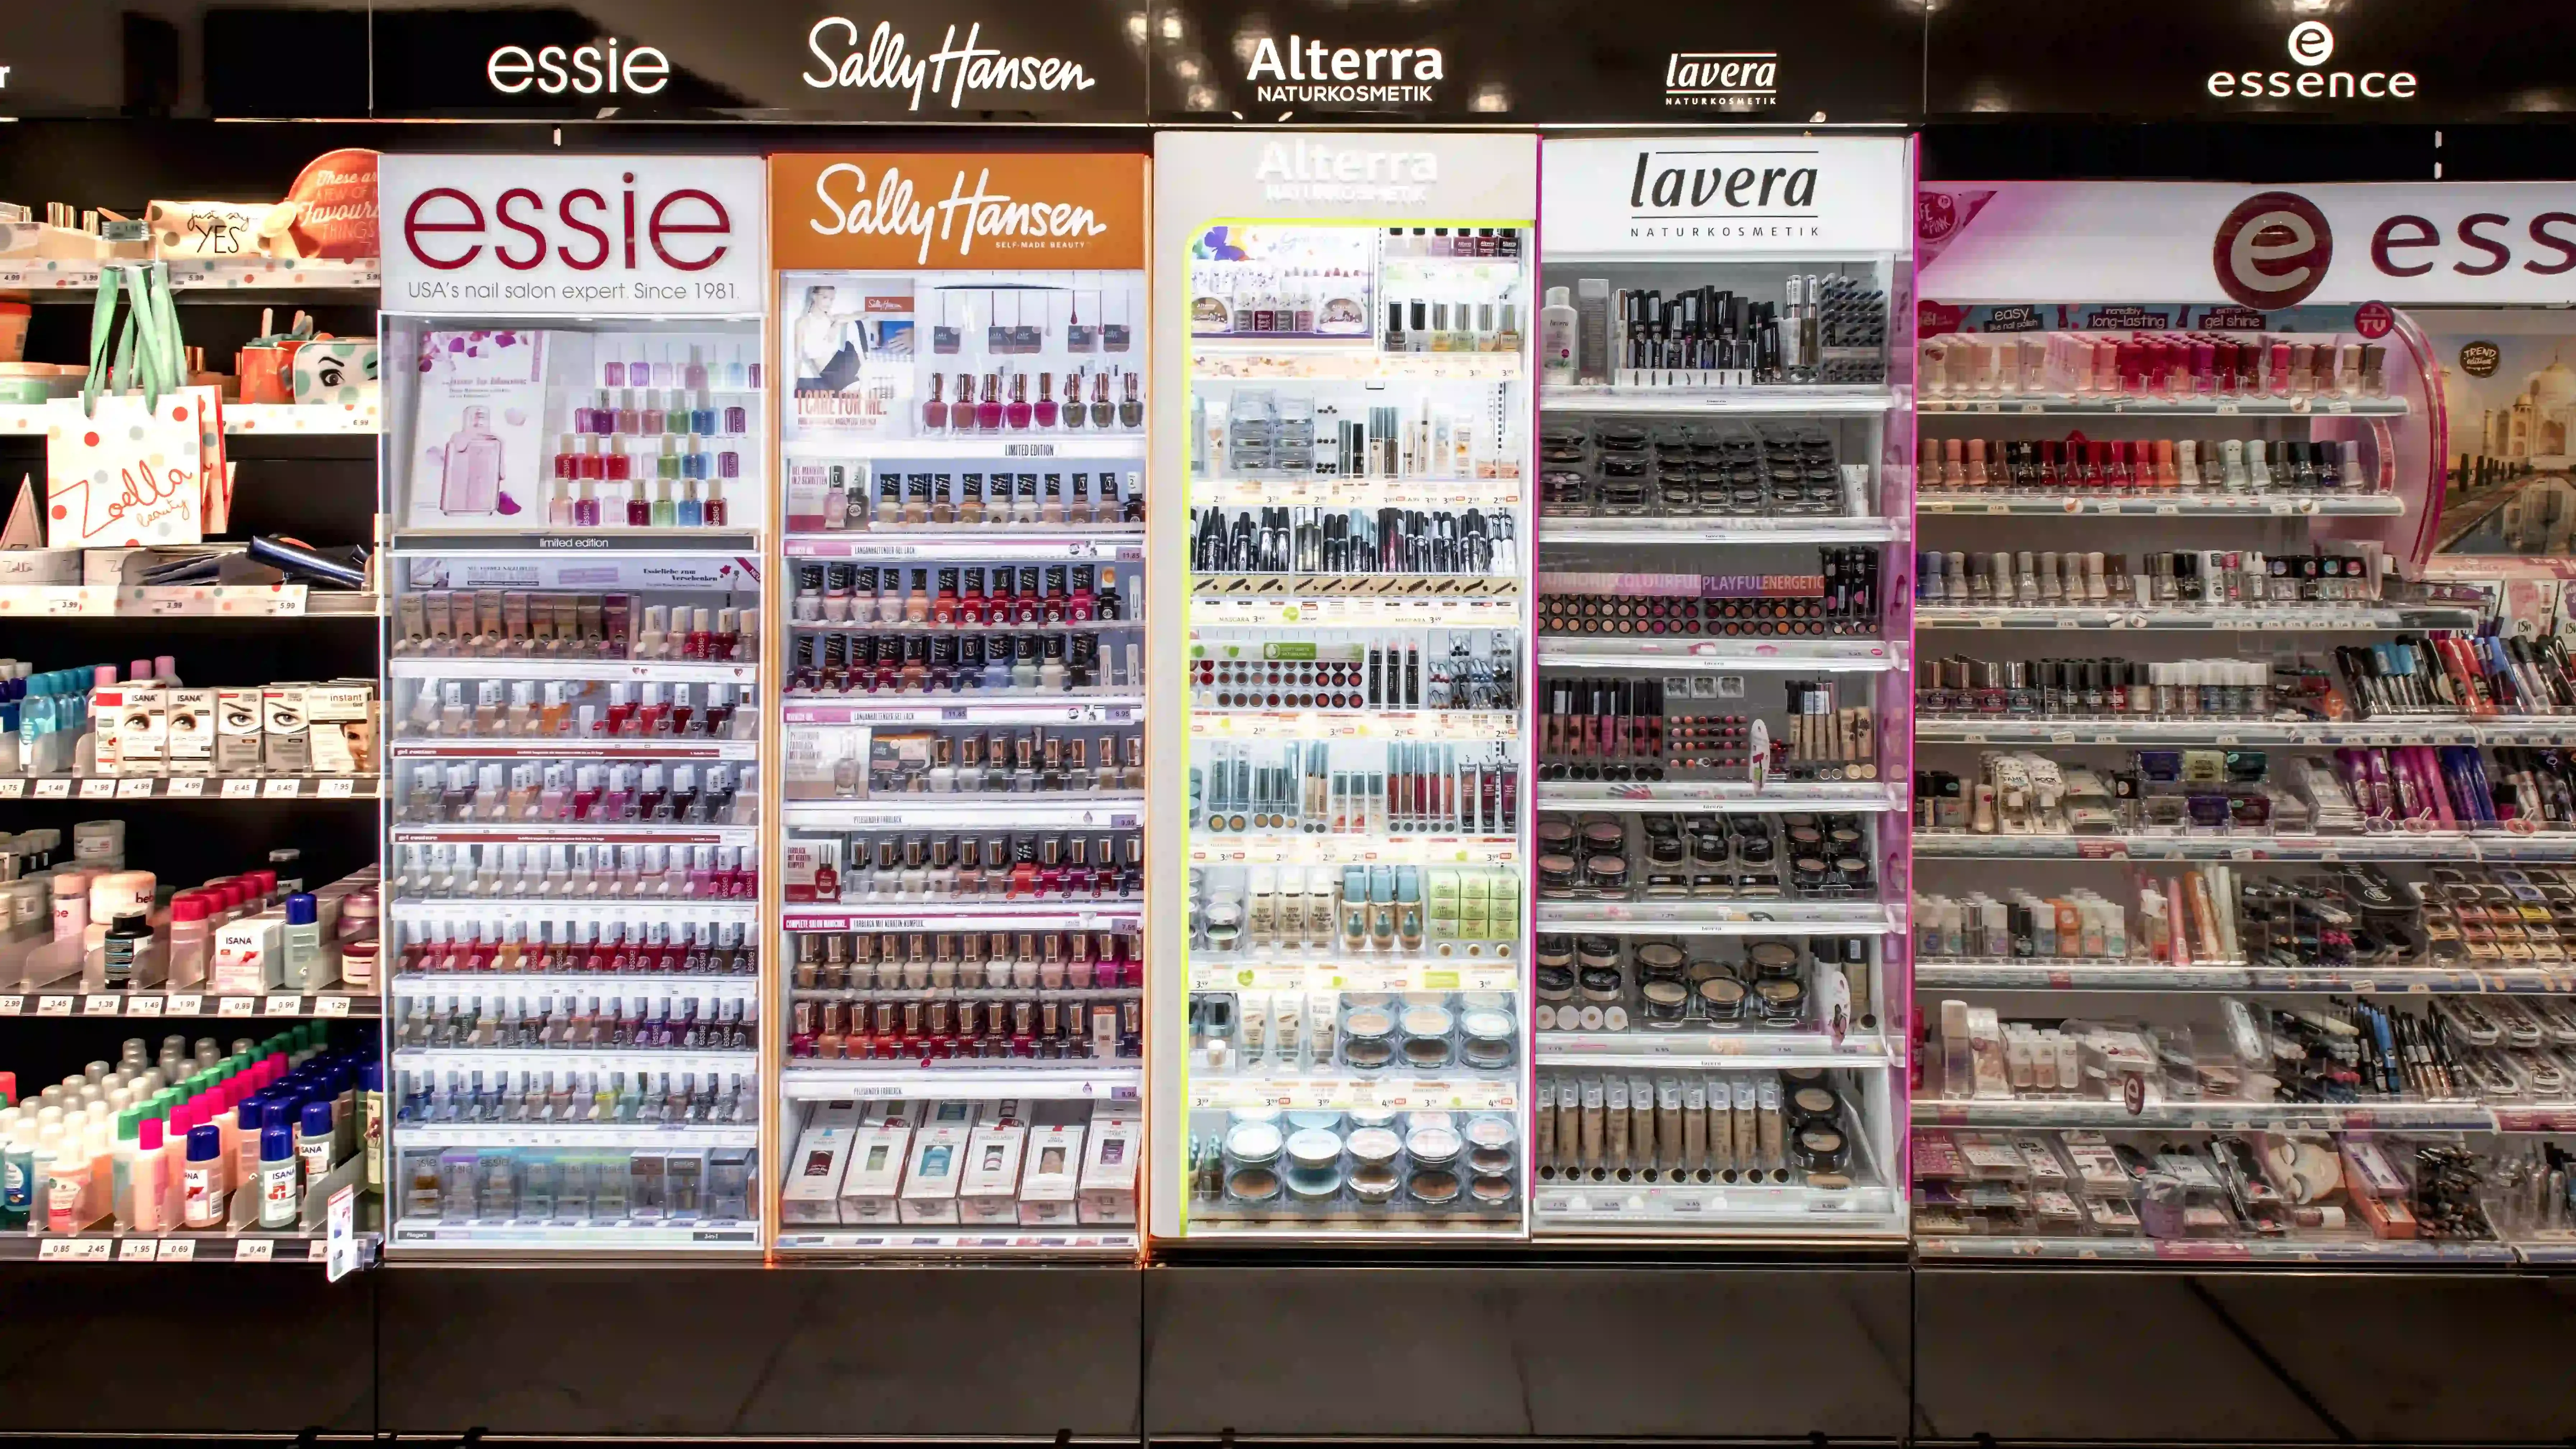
[1245,35,1444,106]
[807,162,1107,266]
[803,18,1095,110]
[1665,52,1778,110]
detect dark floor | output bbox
[3,1260,2573,1443]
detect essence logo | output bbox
[1663,52,1779,111]
[2212,192,2332,309]
[2206,21,2417,101]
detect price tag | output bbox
[164,777,205,797]
[157,1238,195,1262]
[218,996,256,1017]
[115,777,154,798]
[0,996,19,1015]
[220,778,258,799]
[77,778,115,800]
[127,994,163,1017]
[234,1237,274,1262]
[261,777,302,799]
[165,994,202,1015]
[118,1237,158,1262]
[37,1238,83,1261]
[316,778,356,799]
[0,778,21,799]
[32,778,73,798]
[306,1238,331,1262]
[265,995,304,1016]
[82,995,121,1016]
[315,995,352,1018]
[36,995,73,1016]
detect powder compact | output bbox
[1641,979,1690,1027]
[1460,1008,1517,1068]
[1342,1005,1396,1071]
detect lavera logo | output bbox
[802,18,1095,110]
[1625,151,1820,240]
[2212,192,2332,307]
[1244,35,1444,106]
[1254,140,1437,204]
[1664,52,1778,111]
[807,162,1108,266]
[2207,21,2418,101]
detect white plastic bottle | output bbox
[1538,286,1579,387]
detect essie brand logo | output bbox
[485,37,669,96]
[2206,21,2418,102]
[402,173,733,274]
[1623,150,1820,241]
[802,18,1096,110]
[806,162,1108,267]
[1663,52,1778,111]
[1243,35,1444,106]
[1254,140,1437,204]
[2211,192,2332,308]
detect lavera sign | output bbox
[1919,181,2576,307]
[380,155,766,316]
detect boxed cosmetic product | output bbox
[165,688,216,776]
[898,1120,970,1225]
[1076,1114,1140,1225]
[958,1119,1030,1226]
[783,836,842,903]
[783,1105,861,1222]
[304,682,374,774]
[0,549,79,583]
[213,912,283,994]
[407,329,550,529]
[261,686,311,773]
[1018,1124,1086,1226]
[837,1118,913,1222]
[784,726,862,801]
[216,689,265,772]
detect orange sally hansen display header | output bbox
[770,152,1147,272]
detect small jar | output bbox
[1576,935,1622,973]
[1634,942,1686,984]
[1283,1128,1344,1204]
[1792,1123,1852,1175]
[1747,940,1802,981]
[1535,818,1576,855]
[1641,979,1689,1028]
[1789,1083,1843,1130]
[1584,855,1628,895]
[1580,820,1627,856]
[1346,1126,1403,1168]
[1754,976,1807,1028]
[1202,900,1243,954]
[1578,967,1625,1005]
[1790,855,1830,893]
[1696,975,1748,1024]
[1833,855,1873,892]
[1535,965,1576,1005]
[1537,855,1580,896]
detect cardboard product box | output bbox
[837,1121,912,1223]
[165,688,216,776]
[1017,1123,1087,1226]
[781,1112,858,1223]
[261,686,311,773]
[783,836,840,904]
[958,1120,1030,1226]
[216,689,264,773]
[304,683,373,774]
[212,912,282,994]
[897,1123,970,1225]
[0,550,81,584]
[1077,1114,1140,1225]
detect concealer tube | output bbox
[1756,1078,1786,1176]
[1733,1079,1760,1175]
[1629,1075,1655,1173]
[1657,1079,1684,1174]
[1604,1078,1631,1173]
[1683,1083,1710,1175]
[1580,1078,1606,1173]
[1558,1087,1583,1176]
[1703,1083,1732,1174]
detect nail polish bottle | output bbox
[976,374,1004,431]
[1090,372,1115,428]
[922,374,947,430]
[677,480,704,528]
[1061,371,1087,430]
[1119,372,1143,429]
[1034,373,1058,428]
[1006,374,1033,430]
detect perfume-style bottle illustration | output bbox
[441,405,504,516]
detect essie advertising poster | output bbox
[407,328,549,528]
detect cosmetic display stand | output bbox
[1907,179,2576,1264]
[764,153,1151,1255]
[1524,136,1916,1243]
[375,155,770,1255]
[1147,132,1540,1242]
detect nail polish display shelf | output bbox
[393,971,757,995]
[2,1230,375,1265]
[1538,781,1903,811]
[786,697,1142,726]
[384,658,759,685]
[391,740,760,762]
[1536,902,1900,934]
[775,1228,1139,1255]
[782,798,1141,832]
[394,1048,757,1074]
[1913,960,2528,993]
[1186,1075,1518,1112]
[0,774,376,802]
[400,1124,761,1150]
[1186,836,1521,868]
[784,533,1142,562]
[1187,959,1522,994]
[1535,1032,1897,1069]
[392,824,760,847]
[1920,493,2407,517]
[1921,395,2408,417]
[1916,831,2554,863]
[1918,604,2482,631]
[779,1064,1140,1102]
[1539,638,1904,672]
[781,436,1148,461]
[1918,717,2576,747]
[1912,1098,2495,1132]
[1542,387,1899,416]
[1536,1180,1902,1233]
[0,989,379,1019]
[1917,1235,2516,1264]
[1190,710,1519,743]
[1546,519,1905,546]
[1191,596,1523,630]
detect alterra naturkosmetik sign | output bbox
[380,155,766,316]
[1542,136,1912,256]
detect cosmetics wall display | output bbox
[1521,136,1917,1242]
[1899,178,2576,1264]
[1149,132,1539,1242]
[379,153,769,1256]
[765,152,1151,1255]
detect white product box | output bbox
[898,1124,969,1225]
[261,686,310,773]
[837,1122,912,1223]
[1077,1114,1139,1226]
[0,550,80,584]
[782,1114,858,1224]
[212,912,282,994]
[1017,1124,1086,1227]
[216,688,264,773]
[958,1120,1030,1226]
[165,688,216,775]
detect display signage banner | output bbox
[1919,182,2576,308]
[1543,136,1910,257]
[368,0,1149,120]
[1145,0,1921,123]
[1925,0,2576,120]
[1156,130,1536,226]
[769,152,1147,270]
[380,155,768,316]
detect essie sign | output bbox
[381,154,767,317]
[1919,182,2576,307]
